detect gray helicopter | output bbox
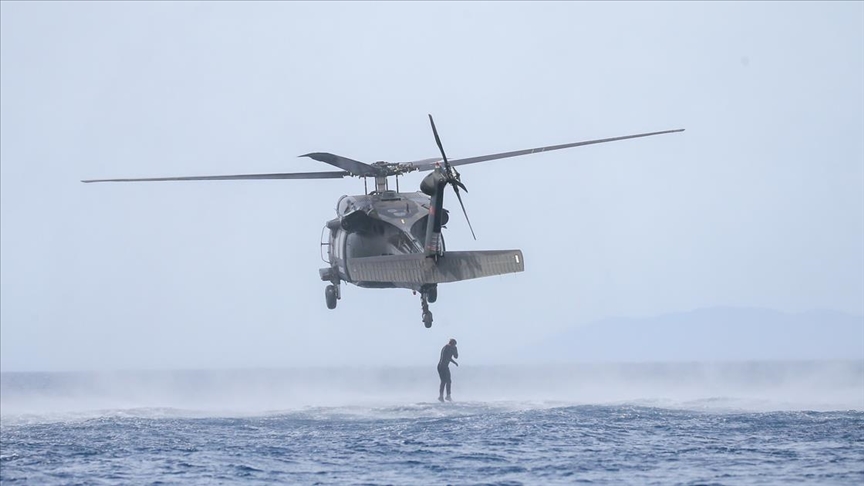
[83,115,683,328]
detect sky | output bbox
[1,2,862,372]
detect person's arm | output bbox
[451,346,458,366]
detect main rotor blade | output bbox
[300,152,378,177]
[82,171,349,183]
[403,128,685,171]
[451,183,476,240]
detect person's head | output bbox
[449,338,457,346]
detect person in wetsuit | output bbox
[437,338,459,402]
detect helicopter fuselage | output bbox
[321,189,448,290]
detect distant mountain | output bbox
[520,307,864,363]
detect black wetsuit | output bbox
[437,343,458,398]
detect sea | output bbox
[1,361,863,485]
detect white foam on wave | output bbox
[2,361,861,425]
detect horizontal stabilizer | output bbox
[348,250,524,285]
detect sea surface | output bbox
[2,362,863,485]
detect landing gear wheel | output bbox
[427,286,438,303]
[325,284,337,309]
[423,311,433,328]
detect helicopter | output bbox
[83,115,684,328]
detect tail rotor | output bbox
[428,114,476,240]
